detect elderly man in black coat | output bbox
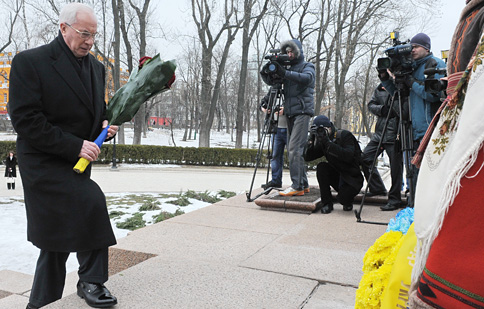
[9,3,118,308]
[304,115,364,214]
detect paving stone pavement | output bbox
[0,165,397,308]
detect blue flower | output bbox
[386,207,414,234]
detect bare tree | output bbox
[0,0,24,53]
[128,0,151,145]
[234,0,268,148]
[191,0,242,147]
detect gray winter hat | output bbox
[410,33,431,51]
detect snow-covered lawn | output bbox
[0,191,228,275]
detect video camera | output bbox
[377,32,413,76]
[424,67,447,94]
[261,49,291,85]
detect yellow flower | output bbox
[355,231,404,308]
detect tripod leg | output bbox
[247,87,283,202]
[356,94,396,220]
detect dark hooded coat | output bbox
[278,39,315,117]
[304,129,363,190]
[8,34,116,252]
[368,85,398,144]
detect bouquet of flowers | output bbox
[73,54,176,173]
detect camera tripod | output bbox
[355,79,415,225]
[246,84,284,202]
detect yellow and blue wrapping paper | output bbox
[355,207,414,308]
[73,55,176,173]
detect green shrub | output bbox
[109,210,126,219]
[0,140,321,169]
[166,195,191,206]
[116,212,146,230]
[153,208,185,223]
[139,197,161,211]
[184,190,221,204]
[218,190,236,199]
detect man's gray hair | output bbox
[59,3,96,25]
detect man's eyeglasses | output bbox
[65,23,97,40]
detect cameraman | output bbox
[379,33,445,207]
[362,84,403,211]
[260,92,287,189]
[304,115,363,214]
[260,39,315,196]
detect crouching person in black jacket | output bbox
[304,115,364,214]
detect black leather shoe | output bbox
[26,304,38,309]
[380,203,400,211]
[261,181,282,189]
[313,202,323,213]
[321,203,333,214]
[77,281,117,308]
[343,204,353,211]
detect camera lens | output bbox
[268,63,277,73]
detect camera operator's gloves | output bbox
[405,76,415,88]
[272,62,286,78]
[376,68,389,82]
[315,127,330,150]
[260,96,269,111]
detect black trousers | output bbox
[29,248,109,308]
[316,162,360,206]
[362,141,403,206]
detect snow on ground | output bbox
[121,126,261,148]
[0,192,213,275]
[0,127,384,275]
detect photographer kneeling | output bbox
[304,115,363,214]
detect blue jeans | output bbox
[271,128,287,186]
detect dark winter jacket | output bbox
[304,129,363,190]
[383,53,446,141]
[8,33,116,252]
[4,156,17,178]
[279,39,315,117]
[368,85,398,144]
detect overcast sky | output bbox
[427,0,467,58]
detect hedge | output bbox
[0,141,322,169]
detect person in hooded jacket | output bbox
[361,84,403,211]
[304,115,364,214]
[260,39,315,196]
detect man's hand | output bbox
[272,62,286,78]
[79,140,100,162]
[276,106,284,116]
[377,68,390,81]
[103,120,118,138]
[315,127,330,148]
[405,76,415,88]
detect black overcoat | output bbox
[8,36,116,252]
[304,129,363,190]
[4,156,17,178]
